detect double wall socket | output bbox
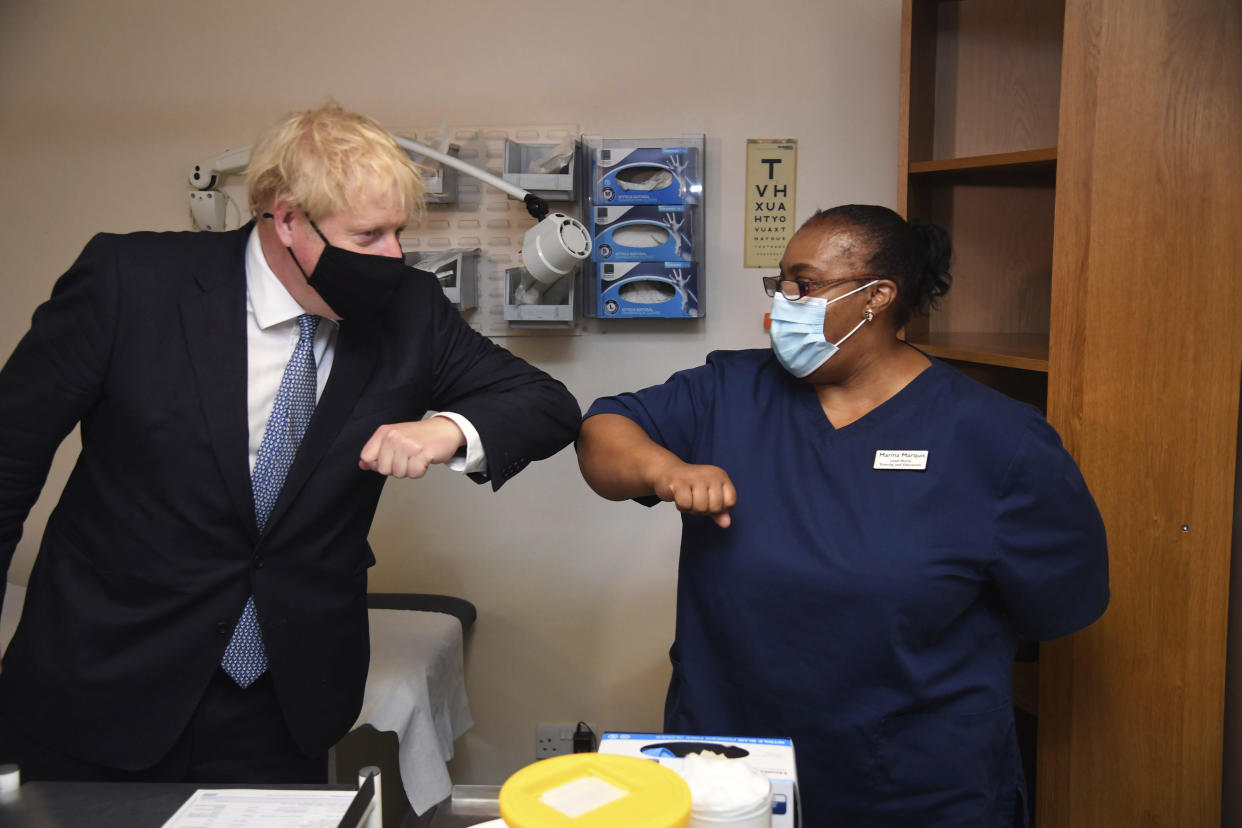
[535,722,594,759]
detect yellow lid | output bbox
[499,753,691,828]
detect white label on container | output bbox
[539,776,630,817]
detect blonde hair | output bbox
[246,102,425,222]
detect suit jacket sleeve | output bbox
[0,234,118,604]
[419,274,580,489]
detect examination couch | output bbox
[333,592,477,828]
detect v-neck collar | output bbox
[796,356,943,440]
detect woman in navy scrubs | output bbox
[577,205,1109,826]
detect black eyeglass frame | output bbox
[761,275,878,301]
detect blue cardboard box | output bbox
[596,261,705,320]
[593,261,700,318]
[592,145,702,205]
[590,204,695,263]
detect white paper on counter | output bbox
[160,788,355,828]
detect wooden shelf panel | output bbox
[918,0,1066,160]
[908,332,1049,372]
[909,147,1057,175]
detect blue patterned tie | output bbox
[222,313,320,687]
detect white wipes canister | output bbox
[670,752,772,828]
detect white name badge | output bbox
[874,450,929,470]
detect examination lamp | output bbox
[189,136,591,292]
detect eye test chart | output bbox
[744,139,797,268]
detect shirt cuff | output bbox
[430,412,486,474]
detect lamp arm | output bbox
[189,146,251,191]
[391,135,549,220]
[189,137,553,219]
[391,135,587,286]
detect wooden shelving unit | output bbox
[899,1,1242,825]
[909,147,1056,176]
[913,332,1048,372]
[899,0,1063,409]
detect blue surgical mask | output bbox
[769,280,878,378]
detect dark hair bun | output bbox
[909,220,952,303]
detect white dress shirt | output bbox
[244,227,484,475]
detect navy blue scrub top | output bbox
[585,350,1109,827]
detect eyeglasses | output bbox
[761,275,874,301]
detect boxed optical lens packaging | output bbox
[590,204,696,264]
[598,731,798,827]
[595,261,700,319]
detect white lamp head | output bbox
[521,213,591,285]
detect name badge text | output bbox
[874,450,929,471]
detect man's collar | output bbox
[245,225,311,329]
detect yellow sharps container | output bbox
[500,753,692,828]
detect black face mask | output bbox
[285,217,409,320]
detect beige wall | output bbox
[0,0,902,784]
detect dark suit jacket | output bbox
[0,224,580,769]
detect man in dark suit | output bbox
[0,103,580,783]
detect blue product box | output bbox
[590,204,696,263]
[595,261,700,318]
[592,146,702,205]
